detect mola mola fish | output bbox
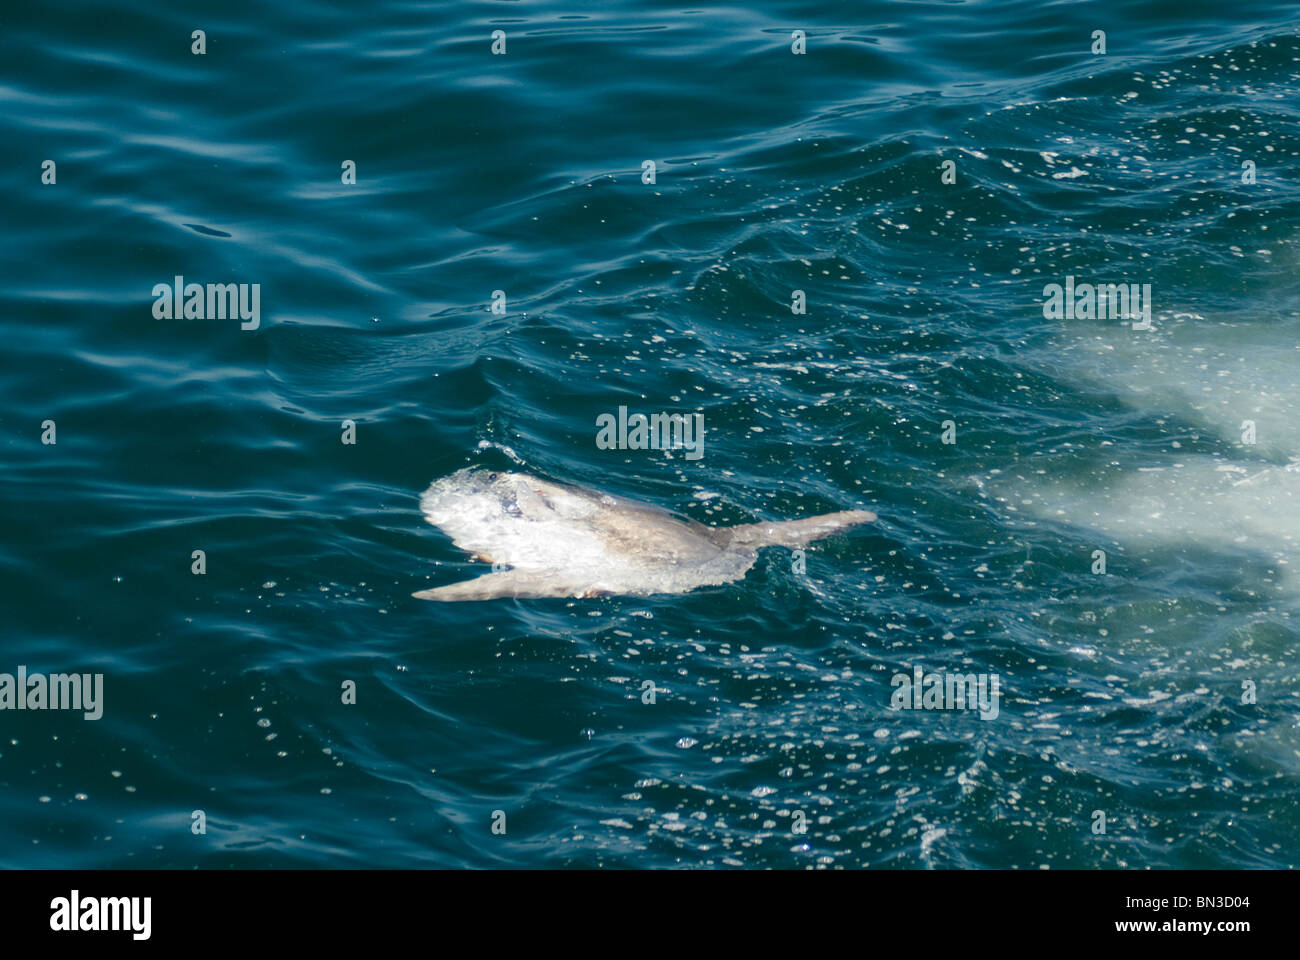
[413,467,876,601]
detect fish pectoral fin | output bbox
[412,570,591,602]
[723,509,877,549]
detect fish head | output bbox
[421,467,577,527]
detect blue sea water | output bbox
[2,0,1299,868]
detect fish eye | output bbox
[488,472,498,481]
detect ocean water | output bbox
[3,0,1299,869]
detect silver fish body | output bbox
[413,468,875,601]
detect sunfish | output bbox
[413,467,876,601]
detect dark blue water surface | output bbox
[3,0,1300,867]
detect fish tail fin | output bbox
[723,510,876,549]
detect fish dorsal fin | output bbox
[720,510,876,549]
[413,570,607,602]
